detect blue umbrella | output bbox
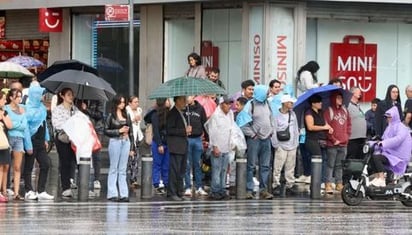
[293,85,352,127]
[7,55,44,68]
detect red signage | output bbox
[201,41,219,73]
[105,5,130,21]
[39,8,63,32]
[330,35,377,102]
[0,15,5,39]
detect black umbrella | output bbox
[40,69,116,101]
[37,59,99,81]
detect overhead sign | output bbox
[201,41,219,73]
[105,5,130,21]
[330,35,377,102]
[39,8,63,32]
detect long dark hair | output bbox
[57,88,73,105]
[297,61,320,83]
[111,94,127,119]
[6,88,22,104]
[156,98,169,130]
[187,52,202,66]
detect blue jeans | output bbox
[151,142,170,187]
[185,137,203,190]
[107,138,130,199]
[326,146,346,184]
[211,152,229,196]
[246,137,271,192]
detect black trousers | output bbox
[167,153,187,197]
[347,138,366,160]
[23,145,51,193]
[371,154,389,173]
[55,139,76,191]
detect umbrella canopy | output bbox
[40,69,116,101]
[148,76,227,99]
[0,61,34,78]
[293,85,352,127]
[37,59,99,81]
[7,55,44,68]
[97,57,124,72]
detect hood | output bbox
[253,85,268,103]
[329,91,342,108]
[27,83,45,107]
[385,106,401,124]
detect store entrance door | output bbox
[92,20,140,97]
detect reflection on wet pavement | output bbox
[0,198,412,234]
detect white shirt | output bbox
[298,70,319,93]
[126,105,143,142]
[205,106,234,154]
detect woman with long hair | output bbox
[104,94,135,202]
[51,87,78,198]
[0,91,12,202]
[185,52,207,79]
[126,95,143,187]
[4,88,31,200]
[296,61,321,93]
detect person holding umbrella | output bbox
[51,87,78,198]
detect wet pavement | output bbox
[1,195,412,234]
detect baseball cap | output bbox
[219,95,233,104]
[281,94,297,104]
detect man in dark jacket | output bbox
[183,96,207,197]
[166,96,190,201]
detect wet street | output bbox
[1,197,412,234]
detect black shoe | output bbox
[155,187,166,195]
[272,186,281,196]
[286,185,299,195]
[119,197,129,202]
[171,195,183,201]
[108,197,118,202]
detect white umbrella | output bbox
[0,61,34,78]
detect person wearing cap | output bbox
[240,85,274,200]
[370,106,412,187]
[271,94,299,196]
[204,95,234,200]
[323,91,351,194]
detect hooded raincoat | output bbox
[379,106,412,175]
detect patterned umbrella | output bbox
[7,55,44,68]
[148,76,227,99]
[0,61,34,78]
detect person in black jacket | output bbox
[183,96,207,197]
[104,94,135,202]
[375,84,403,137]
[166,96,190,201]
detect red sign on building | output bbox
[39,8,63,32]
[201,41,219,73]
[330,35,377,102]
[105,5,130,21]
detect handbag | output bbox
[57,130,70,144]
[276,112,291,142]
[0,123,9,150]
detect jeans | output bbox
[92,150,101,182]
[185,137,203,190]
[326,146,347,184]
[211,152,229,195]
[23,145,50,193]
[151,142,170,187]
[246,137,271,192]
[107,138,130,199]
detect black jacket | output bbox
[184,100,207,138]
[166,106,188,155]
[375,85,403,137]
[104,113,135,151]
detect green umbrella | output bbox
[148,76,227,99]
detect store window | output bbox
[72,14,140,97]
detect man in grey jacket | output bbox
[241,85,274,200]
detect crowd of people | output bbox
[0,55,411,203]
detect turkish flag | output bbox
[39,8,63,32]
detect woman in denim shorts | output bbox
[5,88,32,200]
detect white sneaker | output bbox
[196,187,208,196]
[184,188,192,197]
[94,180,101,190]
[6,188,14,197]
[25,190,38,200]
[253,177,260,186]
[295,175,308,183]
[321,183,325,189]
[62,189,73,197]
[70,178,77,189]
[304,176,311,184]
[370,178,386,187]
[37,192,54,200]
